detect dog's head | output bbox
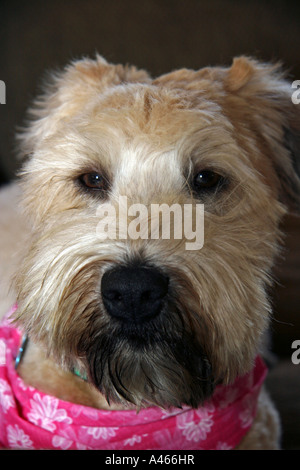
[15,55,300,408]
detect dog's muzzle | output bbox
[101,265,169,323]
[82,263,215,408]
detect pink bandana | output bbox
[0,305,267,450]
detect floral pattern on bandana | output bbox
[0,305,267,450]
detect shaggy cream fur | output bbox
[1,55,300,448]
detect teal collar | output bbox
[71,366,88,382]
[15,334,88,382]
[15,334,29,369]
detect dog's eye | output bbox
[193,170,225,192]
[79,172,107,191]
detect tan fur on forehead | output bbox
[74,55,150,85]
[17,55,151,157]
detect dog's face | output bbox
[15,56,300,408]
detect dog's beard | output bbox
[78,302,214,409]
[16,227,268,410]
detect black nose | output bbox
[101,265,169,323]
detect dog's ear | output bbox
[224,56,300,214]
[17,55,150,157]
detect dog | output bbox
[0,55,299,450]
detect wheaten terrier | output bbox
[0,55,299,450]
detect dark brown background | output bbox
[0,0,299,449]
